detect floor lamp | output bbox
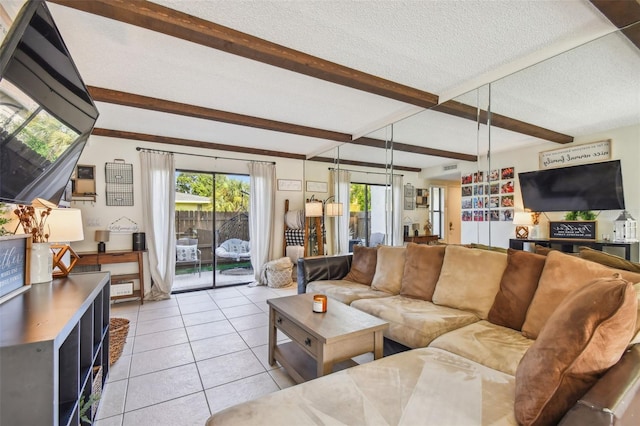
[305,198,323,256]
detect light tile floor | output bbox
[95,284,302,426]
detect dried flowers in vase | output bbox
[13,205,52,242]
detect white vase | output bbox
[30,242,53,284]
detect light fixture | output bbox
[325,202,343,217]
[513,212,533,239]
[46,208,84,278]
[614,210,637,242]
[305,198,323,217]
[324,196,344,217]
[95,230,110,252]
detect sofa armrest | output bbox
[297,254,353,294]
[560,344,640,426]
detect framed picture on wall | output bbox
[277,179,302,191]
[306,181,327,192]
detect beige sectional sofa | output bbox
[207,243,640,425]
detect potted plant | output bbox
[564,210,596,221]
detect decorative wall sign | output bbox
[549,221,597,240]
[306,181,327,193]
[0,234,30,300]
[539,140,611,170]
[108,217,140,233]
[277,179,302,191]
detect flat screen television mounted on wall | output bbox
[518,160,625,212]
[0,0,99,205]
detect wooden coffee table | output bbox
[268,293,389,383]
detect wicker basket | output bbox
[109,318,130,366]
[91,366,103,418]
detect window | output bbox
[431,186,445,238]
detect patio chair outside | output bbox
[176,238,202,276]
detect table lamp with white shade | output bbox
[47,208,84,278]
[513,212,533,239]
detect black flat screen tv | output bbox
[0,0,98,205]
[518,160,625,212]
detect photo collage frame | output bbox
[461,167,515,222]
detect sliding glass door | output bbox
[173,170,253,292]
[349,182,387,249]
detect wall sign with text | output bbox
[549,221,597,240]
[539,140,611,170]
[0,235,30,300]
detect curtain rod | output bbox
[136,147,275,164]
[328,167,403,177]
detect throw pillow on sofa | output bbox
[399,243,446,301]
[579,246,640,273]
[370,245,406,294]
[432,245,508,319]
[487,249,546,331]
[522,250,640,339]
[515,276,637,426]
[344,245,379,285]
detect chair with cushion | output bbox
[176,238,202,276]
[369,232,385,247]
[215,238,251,262]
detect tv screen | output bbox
[518,160,625,212]
[0,0,98,205]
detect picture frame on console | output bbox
[0,234,31,303]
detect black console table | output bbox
[509,238,639,262]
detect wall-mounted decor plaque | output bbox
[549,221,597,240]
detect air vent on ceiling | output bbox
[442,164,458,171]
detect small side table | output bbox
[77,250,146,304]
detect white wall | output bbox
[424,123,640,249]
[303,160,427,252]
[70,136,304,293]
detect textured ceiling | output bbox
[35,0,640,171]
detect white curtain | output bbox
[389,174,404,246]
[330,169,351,254]
[248,162,276,284]
[140,150,176,300]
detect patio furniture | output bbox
[176,238,201,276]
[215,238,251,262]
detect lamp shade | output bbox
[512,212,533,226]
[95,230,110,242]
[47,208,84,242]
[325,202,343,217]
[305,201,323,217]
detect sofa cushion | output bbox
[399,243,446,301]
[432,246,508,319]
[429,320,534,376]
[306,280,391,305]
[522,250,640,339]
[487,249,546,331]
[534,245,554,256]
[370,245,406,294]
[515,276,637,426]
[343,245,378,285]
[351,295,479,348]
[468,243,508,254]
[579,246,640,273]
[207,347,517,426]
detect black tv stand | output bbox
[509,238,639,262]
